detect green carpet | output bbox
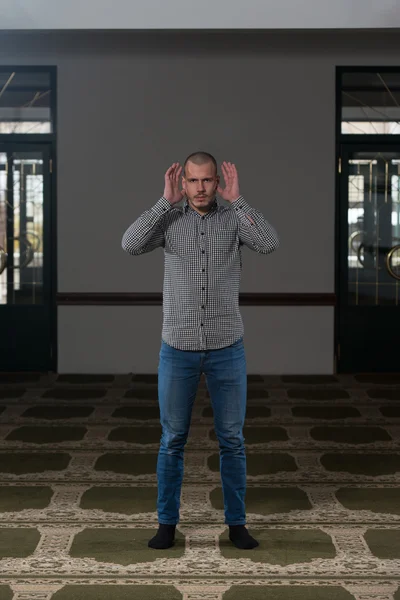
[364,529,400,559]
[291,406,361,419]
[124,388,159,399]
[56,375,115,384]
[0,390,26,399]
[0,586,13,600]
[210,426,288,443]
[210,486,312,514]
[367,388,400,400]
[94,453,157,475]
[379,406,400,417]
[5,426,87,444]
[208,452,298,474]
[287,389,350,400]
[0,452,70,474]
[336,488,400,515]
[112,406,160,419]
[218,528,336,564]
[0,373,40,383]
[70,528,185,564]
[223,586,355,600]
[52,586,182,600]
[321,453,400,475]
[0,486,53,511]
[206,388,269,400]
[80,486,158,514]
[41,388,107,400]
[282,375,339,384]
[22,405,95,419]
[0,372,399,599]
[355,374,400,383]
[107,426,161,444]
[0,528,41,558]
[203,405,271,418]
[310,426,391,444]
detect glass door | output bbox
[0,144,54,370]
[338,145,400,372]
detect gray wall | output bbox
[1,30,399,373]
[2,0,400,29]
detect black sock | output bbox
[229,525,259,549]
[148,524,176,549]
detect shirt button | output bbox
[201,232,204,235]
[201,305,205,309]
[202,250,205,254]
[202,268,205,272]
[202,287,205,290]
[201,323,203,326]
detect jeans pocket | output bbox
[231,336,244,348]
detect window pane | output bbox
[0,152,44,305]
[341,71,400,135]
[347,152,400,305]
[0,70,52,134]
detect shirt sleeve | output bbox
[121,196,171,255]
[230,196,280,254]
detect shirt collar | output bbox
[183,195,219,216]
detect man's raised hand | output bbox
[217,161,240,203]
[163,163,185,205]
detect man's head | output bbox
[182,151,219,215]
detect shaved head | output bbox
[183,151,217,177]
[181,151,220,215]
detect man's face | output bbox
[182,161,219,214]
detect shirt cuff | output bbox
[151,196,173,217]
[230,196,253,217]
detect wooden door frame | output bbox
[335,65,400,371]
[0,65,57,371]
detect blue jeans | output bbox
[156,336,247,525]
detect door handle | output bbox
[0,236,35,273]
[26,231,40,252]
[386,245,400,281]
[14,237,34,269]
[0,246,7,274]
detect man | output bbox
[122,152,279,550]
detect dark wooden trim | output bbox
[57,292,336,306]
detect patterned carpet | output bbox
[0,372,400,599]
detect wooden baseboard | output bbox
[57,292,335,306]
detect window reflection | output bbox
[0,153,44,305]
[0,70,52,135]
[341,72,400,136]
[347,153,400,305]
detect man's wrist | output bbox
[152,196,173,215]
[230,196,255,224]
[230,195,246,208]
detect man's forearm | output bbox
[121,196,170,255]
[230,196,279,254]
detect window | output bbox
[0,69,53,134]
[341,71,400,135]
